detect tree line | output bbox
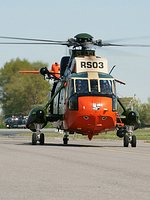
[0,58,150,127]
[0,58,49,118]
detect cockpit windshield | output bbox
[69,78,115,96]
[67,75,117,111]
[76,79,88,94]
[100,80,112,95]
[90,79,98,93]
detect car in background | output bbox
[4,115,28,128]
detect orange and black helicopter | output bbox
[1,33,148,147]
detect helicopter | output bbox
[0,33,147,147]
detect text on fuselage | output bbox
[81,61,104,68]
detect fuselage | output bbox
[52,54,118,139]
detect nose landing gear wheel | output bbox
[63,132,69,145]
[63,137,69,145]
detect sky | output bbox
[0,0,150,103]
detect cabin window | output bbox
[76,79,88,94]
[100,80,112,95]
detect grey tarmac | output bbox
[0,130,150,200]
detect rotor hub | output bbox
[74,33,93,43]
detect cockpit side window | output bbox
[67,79,74,99]
[100,80,112,95]
[76,79,88,94]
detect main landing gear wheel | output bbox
[32,133,37,145]
[40,133,45,145]
[32,132,45,145]
[123,134,136,147]
[31,124,45,145]
[131,135,136,147]
[123,135,129,147]
[120,125,137,148]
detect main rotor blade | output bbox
[102,43,150,47]
[103,36,150,43]
[0,35,66,43]
[1,35,150,47]
[0,42,67,45]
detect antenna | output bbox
[109,65,116,74]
